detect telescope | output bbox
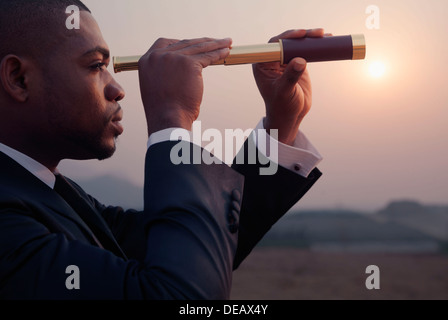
[113,34,366,73]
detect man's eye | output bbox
[91,63,106,71]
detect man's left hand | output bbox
[253,28,325,146]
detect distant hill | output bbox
[76,175,143,210]
[259,203,448,253]
[73,175,448,253]
[375,200,448,241]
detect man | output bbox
[0,0,322,299]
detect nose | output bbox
[105,77,126,102]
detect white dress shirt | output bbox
[0,118,322,189]
[0,142,57,189]
[148,118,322,177]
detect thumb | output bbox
[278,57,307,90]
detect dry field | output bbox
[230,247,448,300]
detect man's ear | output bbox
[0,55,30,102]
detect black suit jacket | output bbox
[0,138,321,299]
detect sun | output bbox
[369,61,386,78]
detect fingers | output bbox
[177,38,232,67]
[147,37,232,68]
[269,28,326,43]
[269,29,307,43]
[166,37,221,52]
[177,38,232,55]
[305,28,325,38]
[196,46,230,68]
[278,57,307,91]
[151,37,232,54]
[149,38,180,50]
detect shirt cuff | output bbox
[147,128,193,149]
[253,118,323,177]
[147,119,323,178]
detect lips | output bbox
[111,106,124,135]
[112,120,124,135]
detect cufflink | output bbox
[293,163,302,172]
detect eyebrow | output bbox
[81,46,110,59]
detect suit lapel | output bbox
[59,175,127,259]
[0,152,126,259]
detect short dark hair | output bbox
[0,0,91,61]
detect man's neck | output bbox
[0,137,60,172]
[0,142,58,189]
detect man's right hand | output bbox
[138,37,232,137]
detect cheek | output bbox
[69,81,107,122]
[48,88,104,133]
[43,67,109,127]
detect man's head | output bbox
[0,0,125,169]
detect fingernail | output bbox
[294,59,306,72]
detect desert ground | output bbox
[230,247,448,300]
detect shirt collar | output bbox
[0,143,57,189]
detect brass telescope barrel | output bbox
[113,34,366,73]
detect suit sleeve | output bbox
[0,141,243,300]
[99,134,321,272]
[231,134,322,269]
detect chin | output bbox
[62,130,119,161]
[96,142,117,161]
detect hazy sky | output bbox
[60,0,448,211]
